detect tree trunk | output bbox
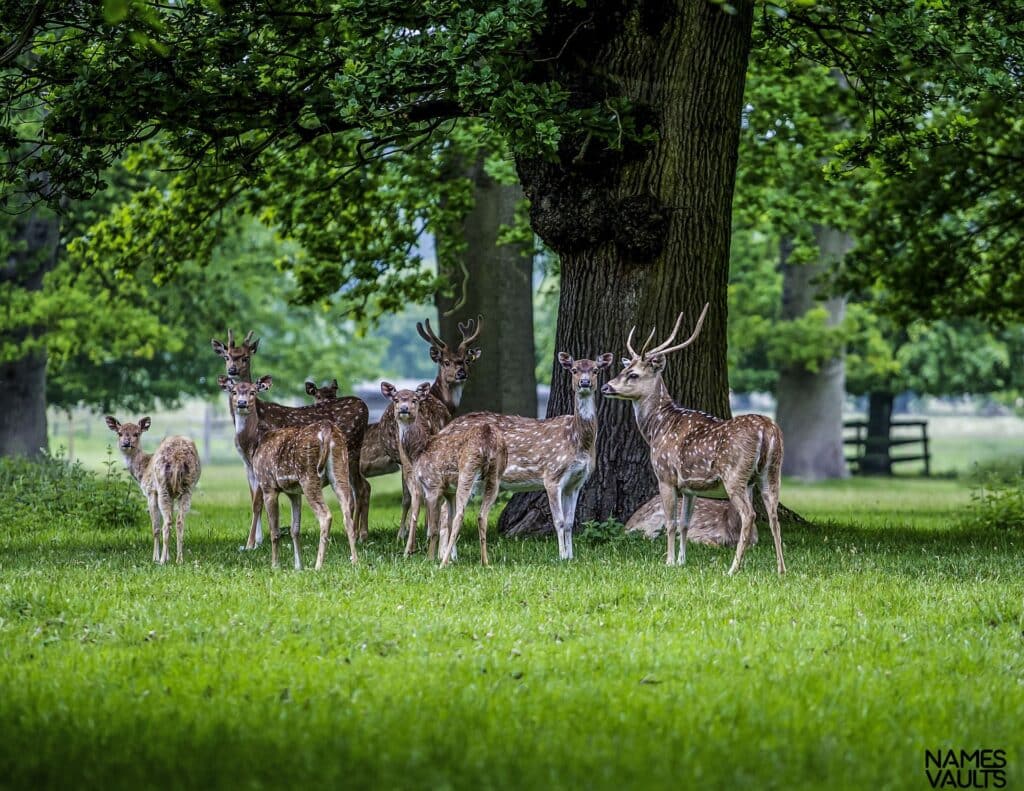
[861,390,894,475]
[775,227,851,480]
[436,152,538,417]
[0,209,59,458]
[502,2,753,534]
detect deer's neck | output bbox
[430,377,460,414]
[233,405,262,460]
[572,391,598,454]
[120,447,152,485]
[397,416,431,466]
[633,379,677,444]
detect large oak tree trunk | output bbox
[501,1,753,534]
[0,209,60,457]
[436,153,538,418]
[775,227,851,480]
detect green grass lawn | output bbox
[1,458,1022,790]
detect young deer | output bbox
[305,379,339,404]
[437,352,614,560]
[222,376,358,570]
[105,416,201,564]
[359,316,483,541]
[601,304,786,575]
[211,330,370,547]
[382,382,505,567]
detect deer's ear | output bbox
[466,347,481,362]
[621,357,632,368]
[248,337,260,354]
[329,379,339,390]
[596,353,614,370]
[217,375,234,393]
[557,352,574,370]
[428,346,443,363]
[380,382,397,400]
[305,381,317,396]
[649,355,666,373]
[256,375,273,392]
[139,417,152,432]
[104,415,120,432]
[211,339,227,359]
[416,382,432,399]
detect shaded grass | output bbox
[0,468,1022,790]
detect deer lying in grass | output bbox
[211,330,370,547]
[602,304,785,575]
[222,376,358,570]
[382,382,505,567]
[359,317,483,541]
[105,416,201,564]
[305,379,339,404]
[436,352,614,560]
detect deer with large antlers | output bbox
[382,382,505,567]
[602,305,786,575]
[433,351,614,560]
[105,416,201,564]
[221,377,359,570]
[359,317,483,541]
[211,330,370,547]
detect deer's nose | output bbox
[600,383,614,395]
[454,369,467,381]
[228,366,239,375]
[579,377,592,389]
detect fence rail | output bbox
[843,419,930,476]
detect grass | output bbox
[1,456,1023,790]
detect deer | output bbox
[358,316,483,542]
[211,329,370,547]
[221,376,358,570]
[431,351,614,560]
[382,382,505,567]
[305,379,339,404]
[601,304,786,575]
[105,416,201,564]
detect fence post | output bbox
[203,402,213,465]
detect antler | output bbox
[647,303,710,357]
[416,318,447,350]
[227,328,235,349]
[625,324,658,359]
[457,315,483,351]
[242,330,256,347]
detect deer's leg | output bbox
[332,464,358,565]
[440,498,456,561]
[726,483,757,576]
[304,486,332,571]
[286,492,303,571]
[147,494,161,563]
[439,493,457,564]
[404,481,422,558]
[265,490,282,569]
[397,472,412,543]
[156,490,173,565]
[760,468,786,575]
[442,474,475,568]
[352,466,370,542]
[478,471,501,567]
[657,482,679,566]
[245,465,263,549]
[176,492,191,564]
[545,484,567,561]
[677,493,694,566]
[425,491,442,561]
[560,484,583,561]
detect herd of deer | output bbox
[104,306,786,576]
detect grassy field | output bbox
[1,441,1023,789]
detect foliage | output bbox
[963,478,1024,532]
[0,450,144,534]
[0,470,1021,788]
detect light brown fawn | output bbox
[105,416,201,564]
[222,376,358,570]
[437,352,614,560]
[383,382,505,567]
[305,379,339,404]
[211,330,370,546]
[359,316,483,541]
[602,304,785,575]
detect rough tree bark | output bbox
[436,152,538,418]
[501,1,753,534]
[0,208,59,457]
[775,227,851,480]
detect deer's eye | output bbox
[627,373,639,381]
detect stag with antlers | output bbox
[211,330,370,547]
[602,305,786,575]
[359,317,483,541]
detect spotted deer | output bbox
[221,376,358,570]
[359,316,483,541]
[105,416,201,564]
[305,379,339,404]
[211,330,370,547]
[437,351,614,560]
[601,304,785,575]
[382,382,505,567]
